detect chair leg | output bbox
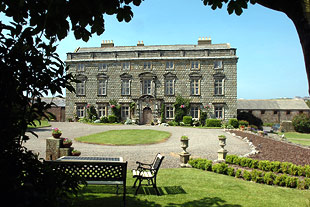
[135,179,142,195]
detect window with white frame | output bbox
[98,63,108,71]
[97,105,107,117]
[76,105,85,118]
[190,106,199,119]
[165,79,174,96]
[76,63,85,72]
[143,62,152,70]
[76,81,85,96]
[215,105,224,119]
[190,79,200,95]
[191,61,200,70]
[98,79,107,96]
[121,106,130,119]
[165,105,174,119]
[214,60,223,69]
[142,79,152,95]
[166,61,174,70]
[214,79,224,95]
[121,79,130,95]
[122,62,130,70]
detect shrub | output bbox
[305,165,310,178]
[298,166,306,176]
[228,118,239,128]
[243,170,251,181]
[100,116,109,123]
[292,113,310,133]
[270,161,281,173]
[264,172,277,185]
[183,116,192,126]
[288,164,299,176]
[108,115,118,123]
[205,160,213,171]
[251,170,264,183]
[240,157,251,168]
[227,167,235,176]
[285,177,298,188]
[192,120,200,126]
[274,174,288,187]
[235,169,243,178]
[238,120,249,127]
[225,155,238,164]
[200,111,208,126]
[250,159,259,169]
[281,162,293,174]
[212,163,228,174]
[167,121,178,126]
[258,160,271,171]
[305,178,310,189]
[206,119,222,127]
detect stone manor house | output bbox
[65,38,238,124]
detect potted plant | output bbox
[218,135,227,146]
[72,149,81,156]
[52,128,62,138]
[180,135,189,149]
[240,125,245,131]
[62,138,72,148]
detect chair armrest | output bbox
[136,161,152,169]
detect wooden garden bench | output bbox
[45,156,127,206]
[132,153,164,195]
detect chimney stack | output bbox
[198,37,212,45]
[101,40,114,47]
[137,40,144,46]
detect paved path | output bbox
[25,123,251,169]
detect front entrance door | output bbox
[142,107,153,124]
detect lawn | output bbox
[281,132,310,146]
[27,120,50,128]
[73,168,310,207]
[75,129,171,145]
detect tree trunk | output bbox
[289,10,310,94]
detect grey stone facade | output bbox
[65,38,238,124]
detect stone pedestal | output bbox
[217,148,228,161]
[46,137,61,160]
[46,137,73,160]
[179,152,191,168]
[59,147,74,157]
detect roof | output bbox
[73,44,234,53]
[41,97,65,107]
[237,99,310,110]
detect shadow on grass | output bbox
[167,197,242,207]
[76,186,242,207]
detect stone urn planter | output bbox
[62,138,72,148]
[179,136,191,167]
[217,135,228,161]
[180,136,189,151]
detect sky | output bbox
[55,0,308,99]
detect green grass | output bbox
[73,168,310,207]
[27,120,50,128]
[75,129,171,145]
[280,132,310,146]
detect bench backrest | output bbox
[151,154,164,175]
[45,160,127,182]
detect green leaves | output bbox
[202,0,256,15]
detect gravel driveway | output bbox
[25,122,251,169]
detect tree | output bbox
[201,0,310,93]
[0,1,142,206]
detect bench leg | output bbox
[134,179,142,195]
[133,177,138,188]
[116,184,119,194]
[151,178,160,196]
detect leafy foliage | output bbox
[292,113,310,133]
[174,95,190,122]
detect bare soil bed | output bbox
[232,130,310,166]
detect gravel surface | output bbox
[25,123,251,169]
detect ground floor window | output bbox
[76,105,85,118]
[98,105,107,117]
[121,106,130,119]
[190,106,199,119]
[165,105,174,119]
[214,106,224,119]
